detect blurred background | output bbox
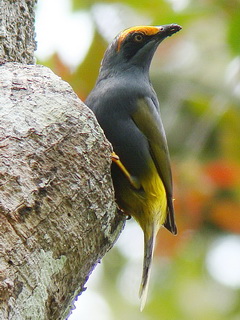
[35,0,240,319]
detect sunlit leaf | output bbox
[220,109,240,160]
[37,53,72,82]
[227,11,240,55]
[71,29,108,99]
[72,0,93,11]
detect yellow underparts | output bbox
[116,159,167,236]
[138,163,167,236]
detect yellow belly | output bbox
[115,160,167,236]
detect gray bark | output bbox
[0,63,125,319]
[0,0,37,64]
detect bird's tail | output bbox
[139,226,157,311]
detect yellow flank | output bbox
[139,162,167,235]
[117,26,160,52]
[119,159,167,235]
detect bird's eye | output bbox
[133,34,144,43]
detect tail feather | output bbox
[139,228,157,311]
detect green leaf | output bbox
[71,29,108,99]
[227,11,240,55]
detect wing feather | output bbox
[132,98,177,234]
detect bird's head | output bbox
[99,24,182,77]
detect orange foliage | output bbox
[210,200,240,233]
[171,158,240,236]
[155,222,195,257]
[50,53,72,82]
[204,160,240,188]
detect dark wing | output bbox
[132,97,177,234]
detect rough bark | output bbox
[0,0,37,64]
[0,63,125,319]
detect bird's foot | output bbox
[117,207,131,220]
[111,152,141,189]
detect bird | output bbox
[85,24,181,310]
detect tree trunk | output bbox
[0,1,125,319]
[0,62,125,320]
[0,0,36,64]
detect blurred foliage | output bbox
[37,0,240,319]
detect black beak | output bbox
[157,24,182,37]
